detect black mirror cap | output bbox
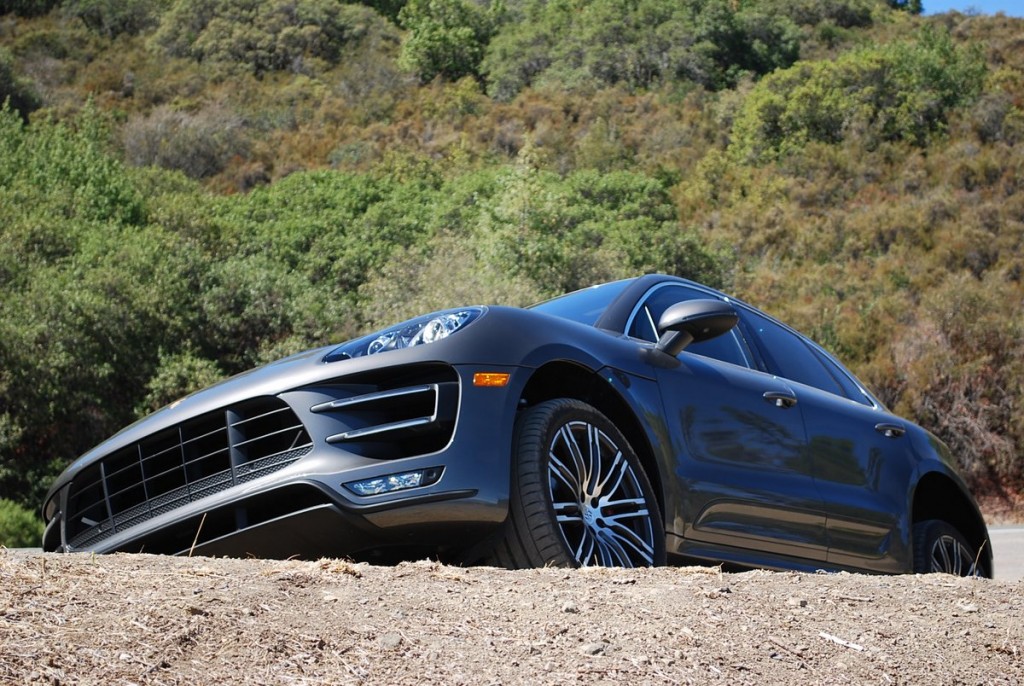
[655,299,739,357]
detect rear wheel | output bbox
[913,519,981,576]
[485,398,666,569]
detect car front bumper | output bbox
[44,362,525,560]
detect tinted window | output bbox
[741,309,846,397]
[810,346,875,406]
[530,279,632,326]
[627,285,750,367]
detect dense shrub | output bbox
[123,103,250,179]
[0,103,143,225]
[153,0,386,75]
[0,499,42,548]
[482,0,801,100]
[398,0,501,82]
[0,0,60,17]
[0,48,40,121]
[888,273,1022,488]
[63,0,167,38]
[731,28,986,161]
[135,349,224,415]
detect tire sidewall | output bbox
[513,398,667,567]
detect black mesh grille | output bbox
[65,397,312,550]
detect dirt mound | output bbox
[1,551,1020,684]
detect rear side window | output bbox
[627,285,751,368]
[740,309,847,397]
[810,346,875,407]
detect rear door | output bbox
[629,284,828,563]
[738,308,912,572]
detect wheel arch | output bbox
[912,472,992,576]
[517,361,665,517]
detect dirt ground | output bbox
[1,551,1021,685]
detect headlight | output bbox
[325,308,483,361]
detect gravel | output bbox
[1,551,1021,684]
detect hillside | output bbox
[1,0,1023,538]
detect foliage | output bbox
[397,0,503,82]
[481,0,802,100]
[887,0,920,13]
[63,0,168,38]
[889,273,1022,487]
[356,0,406,22]
[0,0,60,17]
[731,27,986,162]
[763,0,874,28]
[0,103,143,224]
[0,48,40,121]
[0,499,42,548]
[122,103,250,179]
[153,0,386,75]
[135,349,224,415]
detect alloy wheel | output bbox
[546,419,656,567]
[927,533,977,576]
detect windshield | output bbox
[529,279,633,326]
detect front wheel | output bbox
[485,398,666,569]
[913,519,982,576]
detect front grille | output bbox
[65,397,312,550]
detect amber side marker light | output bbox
[473,372,511,387]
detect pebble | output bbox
[378,633,403,649]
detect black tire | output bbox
[912,519,981,576]
[485,398,666,569]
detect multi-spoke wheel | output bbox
[483,398,665,569]
[912,519,981,576]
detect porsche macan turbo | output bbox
[41,274,992,576]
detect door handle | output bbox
[763,391,798,409]
[875,422,906,438]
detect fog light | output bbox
[344,467,443,496]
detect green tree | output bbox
[398,0,502,82]
[730,28,986,162]
[0,499,42,548]
[887,0,921,14]
[481,0,800,100]
[63,0,168,38]
[154,0,387,75]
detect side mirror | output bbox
[655,299,739,357]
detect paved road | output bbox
[990,526,1024,582]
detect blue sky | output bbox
[923,0,1024,16]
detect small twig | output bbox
[819,631,865,652]
[188,513,207,558]
[834,595,874,603]
[768,636,804,658]
[973,539,988,577]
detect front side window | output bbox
[627,284,751,368]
